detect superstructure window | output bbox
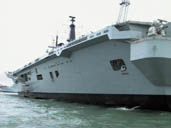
[20,74,28,82]
[55,71,59,78]
[49,72,54,80]
[37,74,43,80]
[20,74,24,78]
[24,74,28,81]
[110,59,126,71]
[15,80,18,84]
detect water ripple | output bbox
[0,92,171,128]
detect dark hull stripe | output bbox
[19,92,171,111]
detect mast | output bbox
[55,35,58,47]
[117,0,130,23]
[68,16,76,42]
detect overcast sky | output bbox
[0,0,171,85]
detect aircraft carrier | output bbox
[7,0,171,110]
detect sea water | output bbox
[0,92,171,128]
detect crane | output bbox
[117,0,130,23]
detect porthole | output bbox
[110,59,126,71]
[37,74,43,80]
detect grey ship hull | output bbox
[9,21,171,111]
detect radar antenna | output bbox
[69,16,75,24]
[117,0,130,23]
[68,16,76,42]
